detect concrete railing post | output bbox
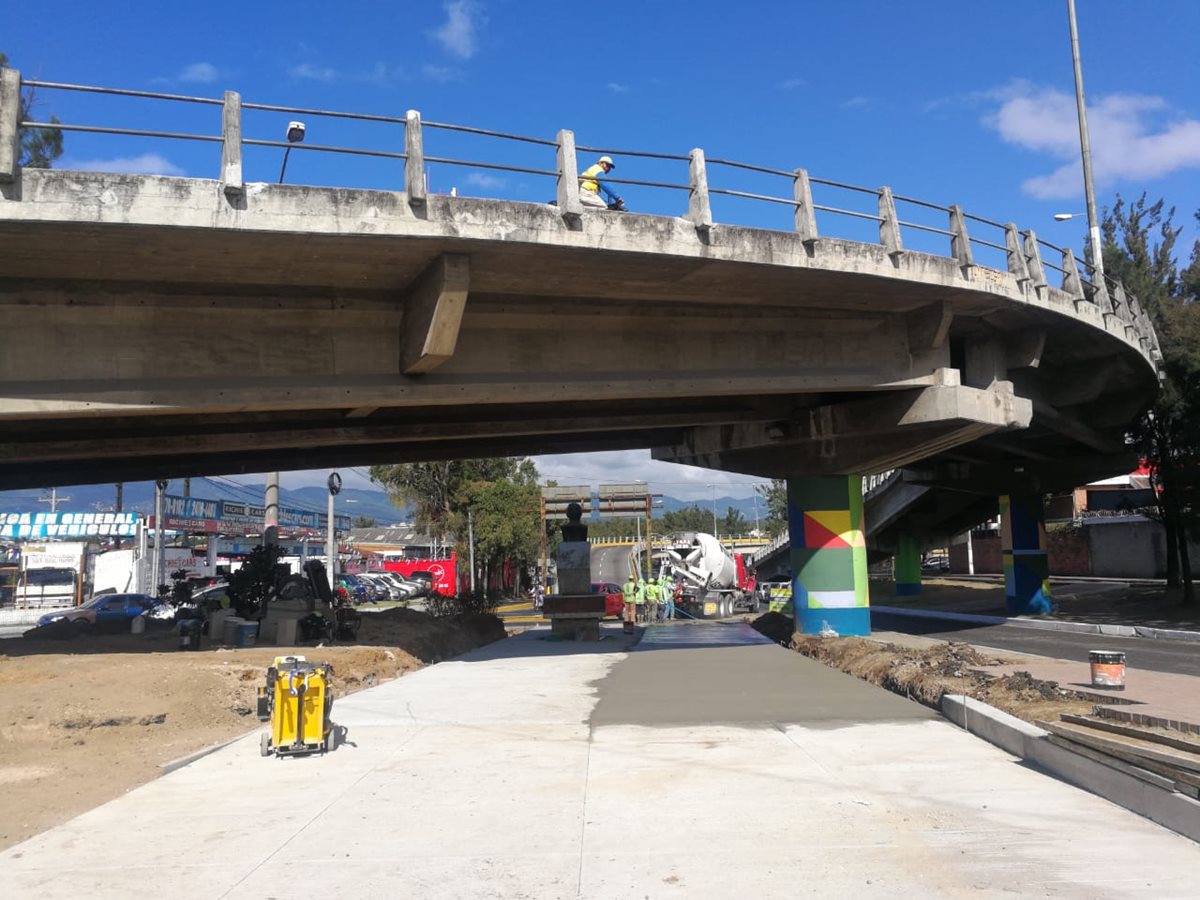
[555,128,582,219]
[948,205,973,274]
[405,109,426,207]
[0,67,21,184]
[1003,223,1031,288]
[220,90,243,199]
[1061,249,1087,308]
[1022,230,1048,298]
[792,167,818,244]
[878,186,902,260]
[687,148,713,231]
[1111,281,1130,322]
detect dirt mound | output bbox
[0,607,507,851]
[751,611,794,645]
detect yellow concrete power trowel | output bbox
[257,655,336,757]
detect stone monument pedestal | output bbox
[543,503,604,640]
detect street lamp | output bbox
[279,120,306,184]
[1053,212,1086,222]
[706,483,718,535]
[1066,0,1104,283]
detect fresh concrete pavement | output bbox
[5,623,1198,899]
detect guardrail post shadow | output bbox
[0,67,20,184]
[948,205,973,276]
[555,128,582,220]
[793,168,818,247]
[687,148,713,233]
[405,109,426,209]
[220,90,244,200]
[1021,229,1048,300]
[878,186,902,263]
[1060,249,1088,312]
[1003,223,1031,293]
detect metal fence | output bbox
[0,70,1159,358]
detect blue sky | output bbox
[6,0,1199,500]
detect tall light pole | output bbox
[706,483,718,535]
[1066,0,1105,284]
[327,472,341,590]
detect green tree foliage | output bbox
[658,505,717,534]
[1104,195,1200,605]
[351,516,377,529]
[757,479,788,536]
[0,52,64,168]
[227,543,285,619]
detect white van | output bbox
[14,566,79,608]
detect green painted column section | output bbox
[894,532,921,596]
[787,475,870,636]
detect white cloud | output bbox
[431,1,483,60]
[178,62,219,84]
[607,82,629,93]
[70,153,185,176]
[421,64,463,84]
[777,77,806,91]
[983,81,1200,199]
[465,171,505,188]
[840,95,871,110]
[362,62,406,87]
[288,62,340,82]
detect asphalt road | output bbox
[871,610,1200,677]
[590,543,632,585]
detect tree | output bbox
[1104,195,1200,605]
[0,52,64,169]
[659,505,716,534]
[719,506,750,536]
[757,479,788,537]
[351,516,377,529]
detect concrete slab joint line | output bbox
[942,694,1200,843]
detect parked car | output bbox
[374,572,422,599]
[35,593,158,630]
[921,554,950,573]
[337,574,378,604]
[590,582,625,618]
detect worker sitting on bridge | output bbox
[579,156,623,209]
[621,576,637,631]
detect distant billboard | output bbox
[598,483,648,499]
[155,495,352,535]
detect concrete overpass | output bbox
[0,71,1160,631]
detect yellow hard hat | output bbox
[599,155,615,168]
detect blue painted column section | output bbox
[894,532,921,596]
[787,475,871,636]
[1001,494,1052,615]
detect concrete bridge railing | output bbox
[0,68,1160,363]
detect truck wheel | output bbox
[260,732,272,757]
[324,729,336,753]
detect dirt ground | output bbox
[0,608,506,850]
[753,612,1099,725]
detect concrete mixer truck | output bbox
[658,533,760,619]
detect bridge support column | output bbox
[894,532,921,597]
[787,475,870,636]
[1001,494,1052,615]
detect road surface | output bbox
[871,609,1200,677]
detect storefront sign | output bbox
[0,512,140,539]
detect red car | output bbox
[590,582,625,618]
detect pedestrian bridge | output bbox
[0,70,1159,493]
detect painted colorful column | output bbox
[894,532,921,597]
[1001,494,1052,615]
[787,475,870,636]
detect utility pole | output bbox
[183,477,191,498]
[38,487,70,514]
[327,472,341,590]
[707,483,718,535]
[1067,0,1104,284]
[644,495,653,580]
[468,509,477,593]
[153,479,167,594]
[114,482,123,513]
[264,472,280,547]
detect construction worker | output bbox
[621,574,637,631]
[579,155,622,209]
[645,576,660,623]
[660,574,674,620]
[635,577,647,623]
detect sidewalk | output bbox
[4,624,1198,898]
[874,577,1200,635]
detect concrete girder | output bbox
[654,382,1032,478]
[398,253,470,374]
[902,452,1138,496]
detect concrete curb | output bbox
[873,605,1200,643]
[941,694,1200,843]
[158,730,256,775]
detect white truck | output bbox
[659,532,761,619]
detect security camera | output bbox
[286,121,306,143]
